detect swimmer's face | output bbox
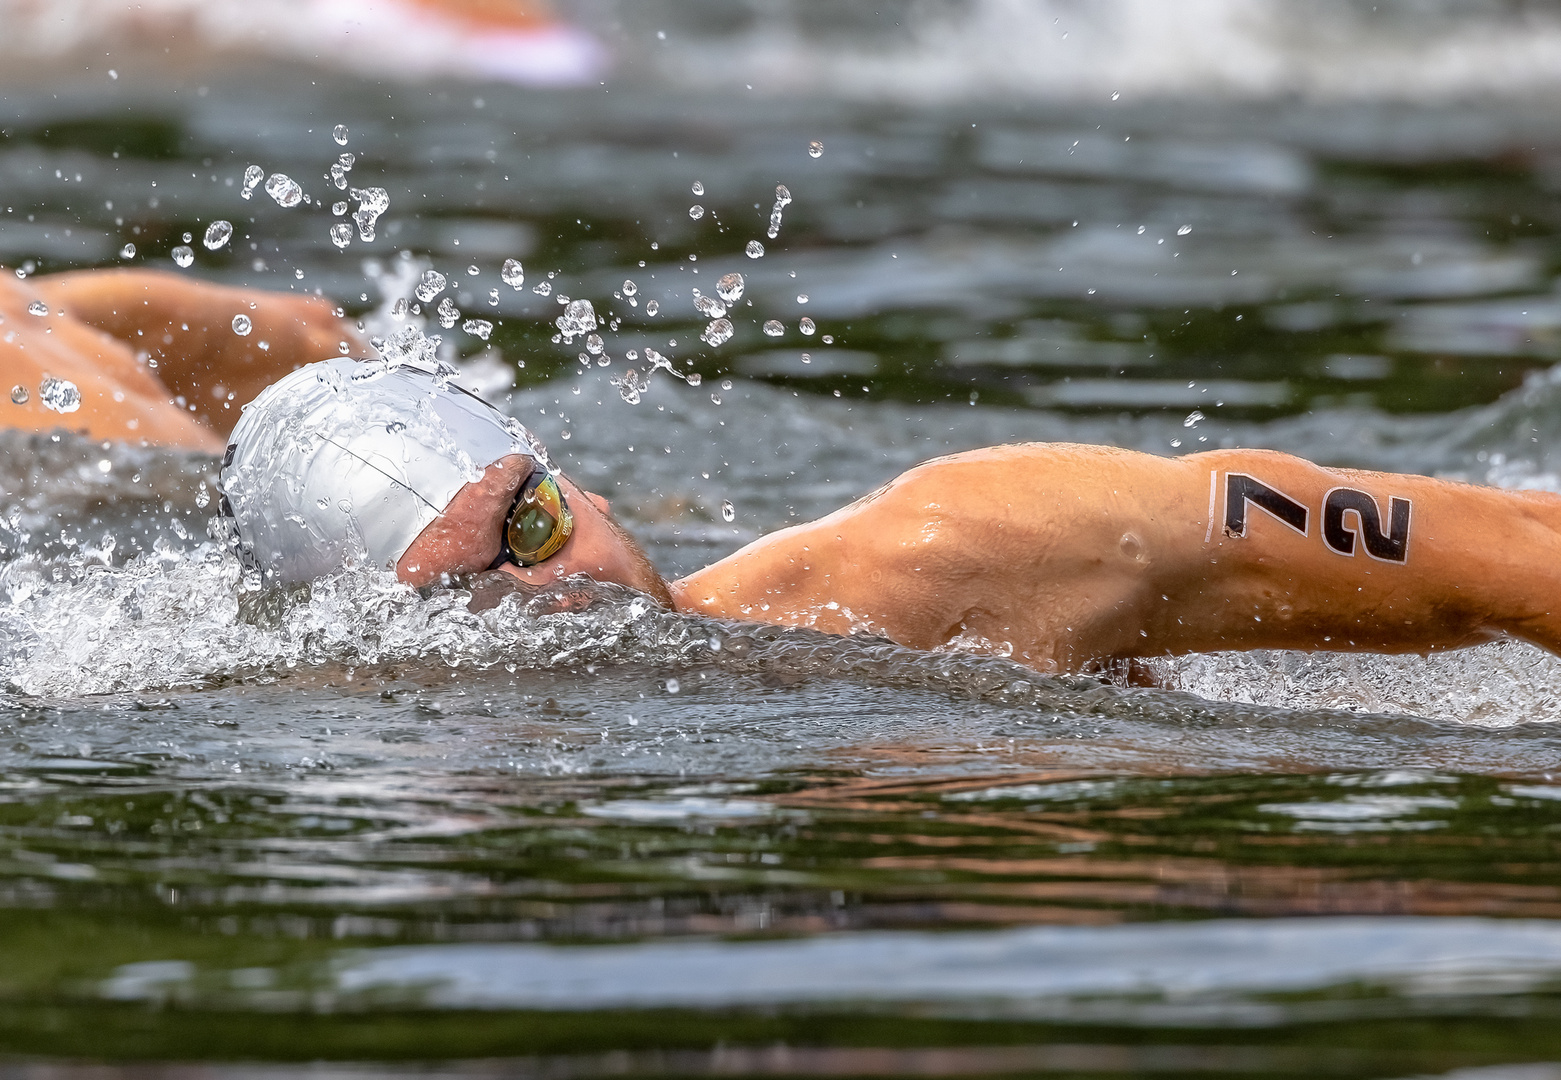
[395,454,671,604]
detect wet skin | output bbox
[396,454,667,602]
[12,269,1561,673]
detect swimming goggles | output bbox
[492,465,574,567]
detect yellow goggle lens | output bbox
[504,472,573,566]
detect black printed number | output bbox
[1322,487,1411,563]
[1224,473,1308,538]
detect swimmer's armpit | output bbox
[33,270,369,426]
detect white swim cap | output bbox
[219,356,546,585]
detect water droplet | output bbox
[415,270,447,303]
[182,232,193,243]
[26,301,47,317]
[821,334,834,344]
[502,258,524,289]
[329,222,354,249]
[702,318,734,347]
[645,299,659,316]
[330,200,347,216]
[195,486,211,508]
[533,281,552,297]
[232,314,252,336]
[621,278,637,297]
[665,677,680,694]
[693,292,726,319]
[9,385,28,405]
[1178,225,1192,236]
[556,299,598,340]
[171,245,194,268]
[762,320,784,337]
[715,272,745,305]
[463,318,493,341]
[437,297,460,329]
[687,372,702,386]
[203,220,232,250]
[808,140,823,158]
[746,241,765,259]
[39,376,81,414]
[710,394,721,405]
[767,183,791,240]
[689,204,705,220]
[1184,410,1204,428]
[119,243,136,259]
[390,298,408,319]
[264,173,303,208]
[796,293,809,304]
[467,265,480,276]
[721,379,732,390]
[241,164,264,199]
[333,124,349,146]
[487,288,500,306]
[721,500,735,523]
[691,180,704,196]
[585,333,605,355]
[350,186,389,241]
[799,317,816,335]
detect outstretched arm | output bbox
[673,444,1561,671]
[34,270,367,431]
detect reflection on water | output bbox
[11,1,1561,1071]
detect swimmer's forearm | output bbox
[35,270,367,422]
[1141,449,1561,658]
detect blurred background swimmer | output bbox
[0,0,605,86]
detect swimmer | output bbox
[7,269,1561,674]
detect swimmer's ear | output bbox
[585,491,610,515]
